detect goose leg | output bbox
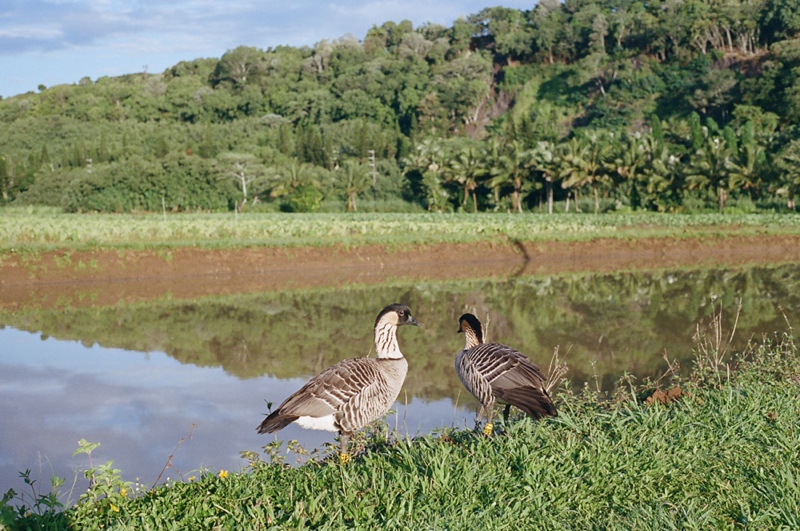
[339,432,351,464]
[475,405,486,430]
[503,404,511,423]
[483,400,495,436]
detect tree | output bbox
[775,139,800,210]
[727,122,768,199]
[404,138,450,212]
[607,0,644,52]
[268,161,320,200]
[0,154,13,201]
[762,0,800,41]
[642,137,682,211]
[431,52,493,129]
[686,133,732,211]
[585,133,616,213]
[531,0,566,63]
[336,159,371,212]
[212,46,265,89]
[559,133,614,213]
[218,153,267,210]
[198,128,218,159]
[446,142,488,212]
[470,7,534,61]
[530,141,560,214]
[558,138,588,212]
[489,140,534,212]
[448,18,474,58]
[609,132,650,209]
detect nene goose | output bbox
[456,313,557,435]
[257,303,420,461]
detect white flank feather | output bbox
[294,414,337,432]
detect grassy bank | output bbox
[2,207,800,253]
[3,331,799,529]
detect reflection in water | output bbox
[1,263,799,497]
[0,328,473,500]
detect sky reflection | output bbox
[0,327,475,499]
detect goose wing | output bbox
[258,358,385,433]
[466,343,556,418]
[456,348,495,408]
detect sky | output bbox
[0,0,534,99]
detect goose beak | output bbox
[408,315,421,327]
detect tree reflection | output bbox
[2,264,798,399]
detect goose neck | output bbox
[374,322,402,359]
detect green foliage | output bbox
[0,469,66,526]
[61,154,237,213]
[1,2,800,212]
[283,185,323,213]
[73,439,133,506]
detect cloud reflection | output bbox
[0,327,473,497]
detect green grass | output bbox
[4,333,799,529]
[2,206,800,253]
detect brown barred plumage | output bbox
[257,303,420,459]
[456,313,557,434]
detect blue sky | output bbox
[0,1,533,99]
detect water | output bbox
[2,263,799,499]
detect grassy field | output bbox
[2,207,800,253]
[3,331,799,529]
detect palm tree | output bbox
[336,159,371,212]
[775,139,800,211]
[609,132,649,209]
[641,136,681,211]
[530,141,559,214]
[405,139,449,212]
[584,132,615,213]
[557,138,589,212]
[447,143,488,212]
[489,140,534,213]
[268,161,319,199]
[685,134,731,212]
[727,123,767,201]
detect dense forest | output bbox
[1,0,800,214]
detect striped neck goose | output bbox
[257,303,420,461]
[456,313,557,435]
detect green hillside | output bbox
[1,1,800,213]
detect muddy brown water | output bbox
[1,235,799,499]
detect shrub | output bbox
[62,154,237,213]
[283,185,323,213]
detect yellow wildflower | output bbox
[110,503,120,513]
[218,470,229,479]
[120,488,127,497]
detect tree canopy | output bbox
[1,0,800,213]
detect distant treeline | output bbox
[1,0,800,213]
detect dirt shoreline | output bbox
[2,235,800,311]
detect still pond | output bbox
[2,262,799,498]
